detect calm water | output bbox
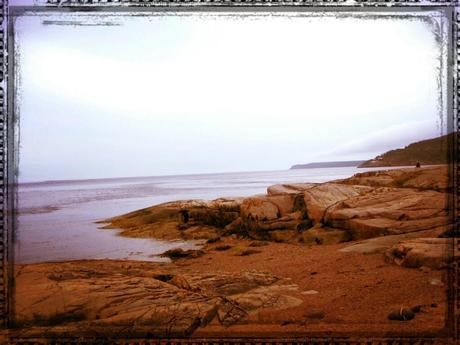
[17,167,394,264]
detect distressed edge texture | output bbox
[454,8,460,343]
[42,0,458,6]
[0,0,8,331]
[2,2,460,344]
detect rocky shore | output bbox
[13,166,456,338]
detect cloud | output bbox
[325,119,443,160]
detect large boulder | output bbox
[240,197,280,221]
[299,226,350,245]
[302,183,373,223]
[267,183,317,195]
[385,238,457,269]
[323,187,450,240]
[239,195,311,237]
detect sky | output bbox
[15,11,448,182]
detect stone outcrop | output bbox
[334,165,449,192]
[323,187,450,240]
[15,261,301,336]
[302,183,373,224]
[385,238,457,269]
[102,166,451,245]
[267,183,317,195]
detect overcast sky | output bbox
[15,11,447,182]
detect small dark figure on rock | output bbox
[415,162,421,168]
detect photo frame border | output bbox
[2,2,459,343]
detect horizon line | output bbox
[18,159,371,185]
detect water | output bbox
[16,166,397,264]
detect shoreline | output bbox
[14,165,454,337]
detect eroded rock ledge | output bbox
[15,260,302,337]
[101,166,452,246]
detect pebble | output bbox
[388,308,415,321]
[306,310,325,320]
[301,290,319,295]
[430,279,444,286]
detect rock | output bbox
[102,166,452,245]
[385,238,455,269]
[267,183,317,195]
[265,194,299,217]
[102,198,243,241]
[339,228,447,254]
[223,217,243,234]
[335,166,449,192]
[16,261,295,336]
[430,279,444,286]
[248,241,269,247]
[18,270,219,335]
[306,310,325,320]
[240,197,280,222]
[303,183,373,223]
[324,187,450,240]
[161,248,204,260]
[257,213,311,232]
[388,308,415,321]
[231,284,303,311]
[269,230,299,243]
[240,195,310,237]
[301,290,319,295]
[206,236,221,243]
[171,271,278,296]
[300,226,350,245]
[214,244,232,251]
[153,274,174,282]
[236,248,261,256]
[411,305,422,313]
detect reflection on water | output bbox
[17,167,400,264]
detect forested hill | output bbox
[358,133,453,168]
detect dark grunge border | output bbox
[2,1,459,344]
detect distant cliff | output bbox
[290,160,366,170]
[358,134,452,168]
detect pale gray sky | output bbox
[15,11,447,182]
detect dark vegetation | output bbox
[359,133,454,168]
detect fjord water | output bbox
[17,167,389,264]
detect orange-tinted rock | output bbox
[15,260,299,336]
[267,183,317,195]
[385,238,457,269]
[324,187,450,240]
[103,166,452,244]
[240,197,280,221]
[303,183,373,223]
[335,166,449,191]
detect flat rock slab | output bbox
[324,187,450,240]
[340,228,448,254]
[15,261,300,336]
[302,183,373,223]
[385,238,458,269]
[267,183,317,195]
[334,166,448,191]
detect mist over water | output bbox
[16,167,401,264]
